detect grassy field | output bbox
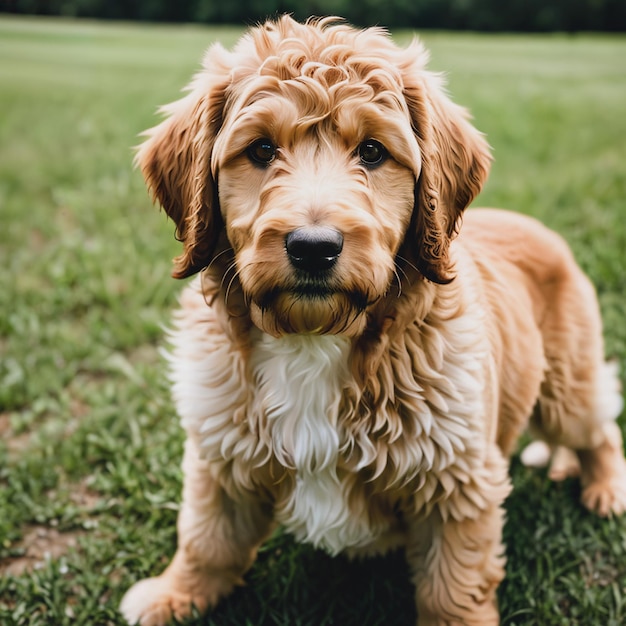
[0,14,625,626]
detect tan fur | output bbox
[121,16,626,626]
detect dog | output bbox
[120,15,626,625]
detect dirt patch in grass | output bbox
[0,479,101,577]
[0,526,86,576]
[0,413,32,456]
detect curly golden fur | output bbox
[121,16,626,626]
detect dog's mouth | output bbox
[259,279,371,309]
[250,280,374,337]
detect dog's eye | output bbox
[247,138,277,166]
[358,140,387,167]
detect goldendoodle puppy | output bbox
[121,16,626,626]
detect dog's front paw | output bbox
[120,576,208,626]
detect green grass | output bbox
[1,15,625,626]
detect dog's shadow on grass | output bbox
[203,533,416,626]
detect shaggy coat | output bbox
[121,16,626,626]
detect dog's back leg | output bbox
[531,267,626,517]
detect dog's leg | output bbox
[577,420,626,516]
[534,266,626,517]
[408,504,506,626]
[120,439,274,626]
[570,361,626,516]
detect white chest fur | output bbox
[249,333,377,554]
[170,281,493,555]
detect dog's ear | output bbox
[136,49,230,279]
[402,58,491,284]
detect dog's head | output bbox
[138,16,490,337]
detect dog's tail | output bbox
[594,359,624,423]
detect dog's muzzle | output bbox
[252,225,369,336]
[285,226,343,273]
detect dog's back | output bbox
[458,208,623,474]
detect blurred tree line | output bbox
[2,0,625,31]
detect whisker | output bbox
[220,260,239,292]
[200,270,212,307]
[391,268,403,298]
[394,261,410,283]
[211,247,235,264]
[224,269,240,308]
[200,248,237,307]
[395,253,420,276]
[205,247,235,281]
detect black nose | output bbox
[285,227,344,273]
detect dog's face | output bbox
[214,39,420,337]
[138,17,491,337]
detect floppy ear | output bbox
[136,48,230,279]
[402,57,491,284]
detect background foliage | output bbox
[2,0,626,31]
[1,14,625,626]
